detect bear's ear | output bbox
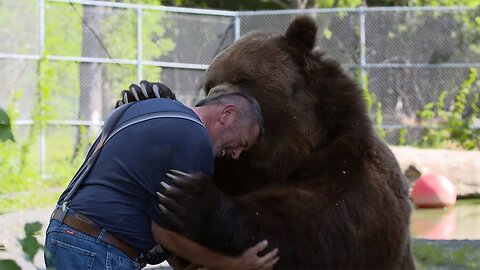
[285,16,317,51]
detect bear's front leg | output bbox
[156,170,225,240]
[156,170,283,258]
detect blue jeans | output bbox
[44,207,143,270]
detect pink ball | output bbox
[411,173,457,208]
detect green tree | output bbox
[161,0,297,10]
[161,0,365,10]
[417,68,479,149]
[42,1,175,159]
[101,0,175,104]
[160,0,479,10]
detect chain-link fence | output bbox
[1,0,479,176]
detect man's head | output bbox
[193,93,264,160]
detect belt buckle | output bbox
[61,201,69,211]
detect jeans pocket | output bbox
[51,239,96,270]
[106,250,141,270]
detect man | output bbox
[44,82,278,269]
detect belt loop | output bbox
[97,228,107,243]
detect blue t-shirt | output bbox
[58,98,214,256]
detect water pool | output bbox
[411,198,480,240]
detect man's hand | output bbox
[231,240,279,270]
[115,80,176,108]
[152,222,279,270]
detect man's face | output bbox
[213,121,260,160]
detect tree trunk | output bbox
[73,4,105,160]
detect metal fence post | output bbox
[359,5,366,90]
[137,7,143,82]
[39,0,46,178]
[234,12,241,41]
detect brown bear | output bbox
[126,15,415,269]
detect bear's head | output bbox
[204,16,372,193]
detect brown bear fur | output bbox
[166,16,414,269]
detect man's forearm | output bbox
[151,221,238,269]
[166,255,190,270]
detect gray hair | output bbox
[195,92,265,139]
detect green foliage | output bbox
[44,3,82,120]
[101,5,175,96]
[398,127,406,145]
[414,244,449,266]
[417,68,479,149]
[316,0,363,8]
[376,103,387,138]
[0,92,39,193]
[0,108,14,142]
[45,3,82,56]
[361,71,374,112]
[162,0,480,9]
[0,222,45,270]
[0,260,21,270]
[359,71,387,139]
[414,0,480,6]
[0,57,63,212]
[413,242,479,269]
[162,0,300,10]
[2,0,177,213]
[20,222,43,261]
[424,2,480,63]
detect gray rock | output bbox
[391,146,480,198]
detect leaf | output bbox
[0,109,11,126]
[19,236,41,262]
[0,259,21,270]
[0,244,6,251]
[323,28,333,40]
[24,222,42,236]
[398,24,408,32]
[0,108,14,142]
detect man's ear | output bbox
[219,104,236,124]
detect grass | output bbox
[413,240,480,269]
[0,126,91,215]
[0,188,61,215]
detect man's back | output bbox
[59,98,214,252]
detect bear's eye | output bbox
[237,78,250,87]
[288,87,294,96]
[290,82,303,96]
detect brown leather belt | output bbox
[51,208,139,260]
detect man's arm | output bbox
[151,221,278,270]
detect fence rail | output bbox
[1,0,479,176]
